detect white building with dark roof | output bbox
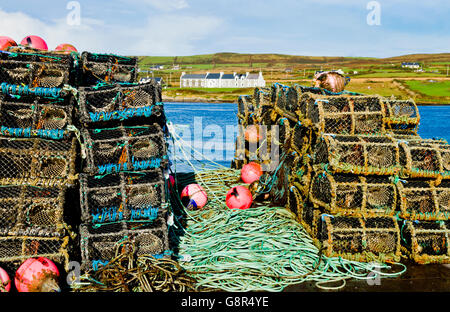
[180,71,265,88]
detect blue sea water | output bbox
[164,102,450,172]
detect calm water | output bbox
[164,102,450,172]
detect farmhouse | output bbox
[180,72,265,88]
[402,62,421,69]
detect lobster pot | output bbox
[0,235,70,276]
[309,173,397,217]
[397,180,450,221]
[313,134,401,176]
[318,215,402,262]
[82,124,168,175]
[401,220,450,264]
[273,84,289,112]
[383,99,420,133]
[0,48,76,88]
[253,87,271,112]
[78,81,164,127]
[277,117,297,151]
[0,185,69,237]
[237,95,254,126]
[398,139,450,179]
[80,170,167,226]
[0,93,74,140]
[0,137,77,187]
[290,123,314,155]
[268,153,298,206]
[81,52,138,86]
[80,219,169,271]
[301,93,386,135]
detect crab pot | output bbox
[82,124,168,175]
[80,170,167,226]
[0,137,77,187]
[398,139,450,179]
[78,81,164,127]
[290,123,314,155]
[0,47,76,88]
[0,93,74,140]
[237,95,254,126]
[313,134,402,176]
[80,218,169,271]
[309,173,397,217]
[397,179,450,221]
[0,235,70,277]
[80,52,138,86]
[318,215,402,262]
[273,84,289,112]
[383,99,420,133]
[253,87,271,112]
[401,220,450,264]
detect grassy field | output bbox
[136,52,450,103]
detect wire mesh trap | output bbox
[237,95,254,126]
[397,179,450,221]
[80,169,167,226]
[0,235,70,276]
[0,184,71,237]
[80,217,170,271]
[309,173,397,217]
[318,215,402,262]
[401,220,450,264]
[0,93,74,140]
[82,124,168,175]
[81,52,138,86]
[383,99,420,133]
[0,137,77,186]
[77,81,164,126]
[0,47,76,88]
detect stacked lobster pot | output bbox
[0,46,80,275]
[233,82,450,264]
[77,53,170,272]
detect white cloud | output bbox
[125,0,189,11]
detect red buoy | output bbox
[20,35,48,51]
[15,257,60,292]
[181,184,208,209]
[226,186,253,210]
[55,43,77,53]
[0,267,11,292]
[0,36,17,51]
[244,125,262,144]
[241,162,263,184]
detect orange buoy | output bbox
[226,186,253,210]
[0,267,11,292]
[181,184,208,209]
[20,35,48,51]
[244,125,262,144]
[55,43,77,53]
[241,162,263,184]
[0,36,17,51]
[15,257,60,292]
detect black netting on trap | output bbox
[82,124,168,175]
[78,81,164,126]
[253,87,271,112]
[318,215,402,262]
[276,117,298,150]
[401,220,450,264]
[301,93,386,135]
[237,95,254,126]
[273,84,289,112]
[81,52,138,86]
[0,185,70,237]
[313,134,401,176]
[0,47,76,88]
[0,235,70,276]
[290,123,315,155]
[383,99,420,133]
[398,139,450,179]
[309,173,397,217]
[80,217,169,271]
[0,93,74,140]
[0,137,77,186]
[80,169,167,225]
[397,179,450,221]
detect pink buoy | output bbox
[180,184,208,209]
[0,267,11,292]
[241,162,263,184]
[0,36,17,51]
[244,125,262,144]
[15,257,60,292]
[20,35,48,51]
[226,186,253,210]
[55,43,77,53]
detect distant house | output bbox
[180,72,265,88]
[172,65,180,70]
[150,65,164,70]
[140,77,165,86]
[402,62,421,69]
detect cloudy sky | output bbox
[0,0,448,57]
